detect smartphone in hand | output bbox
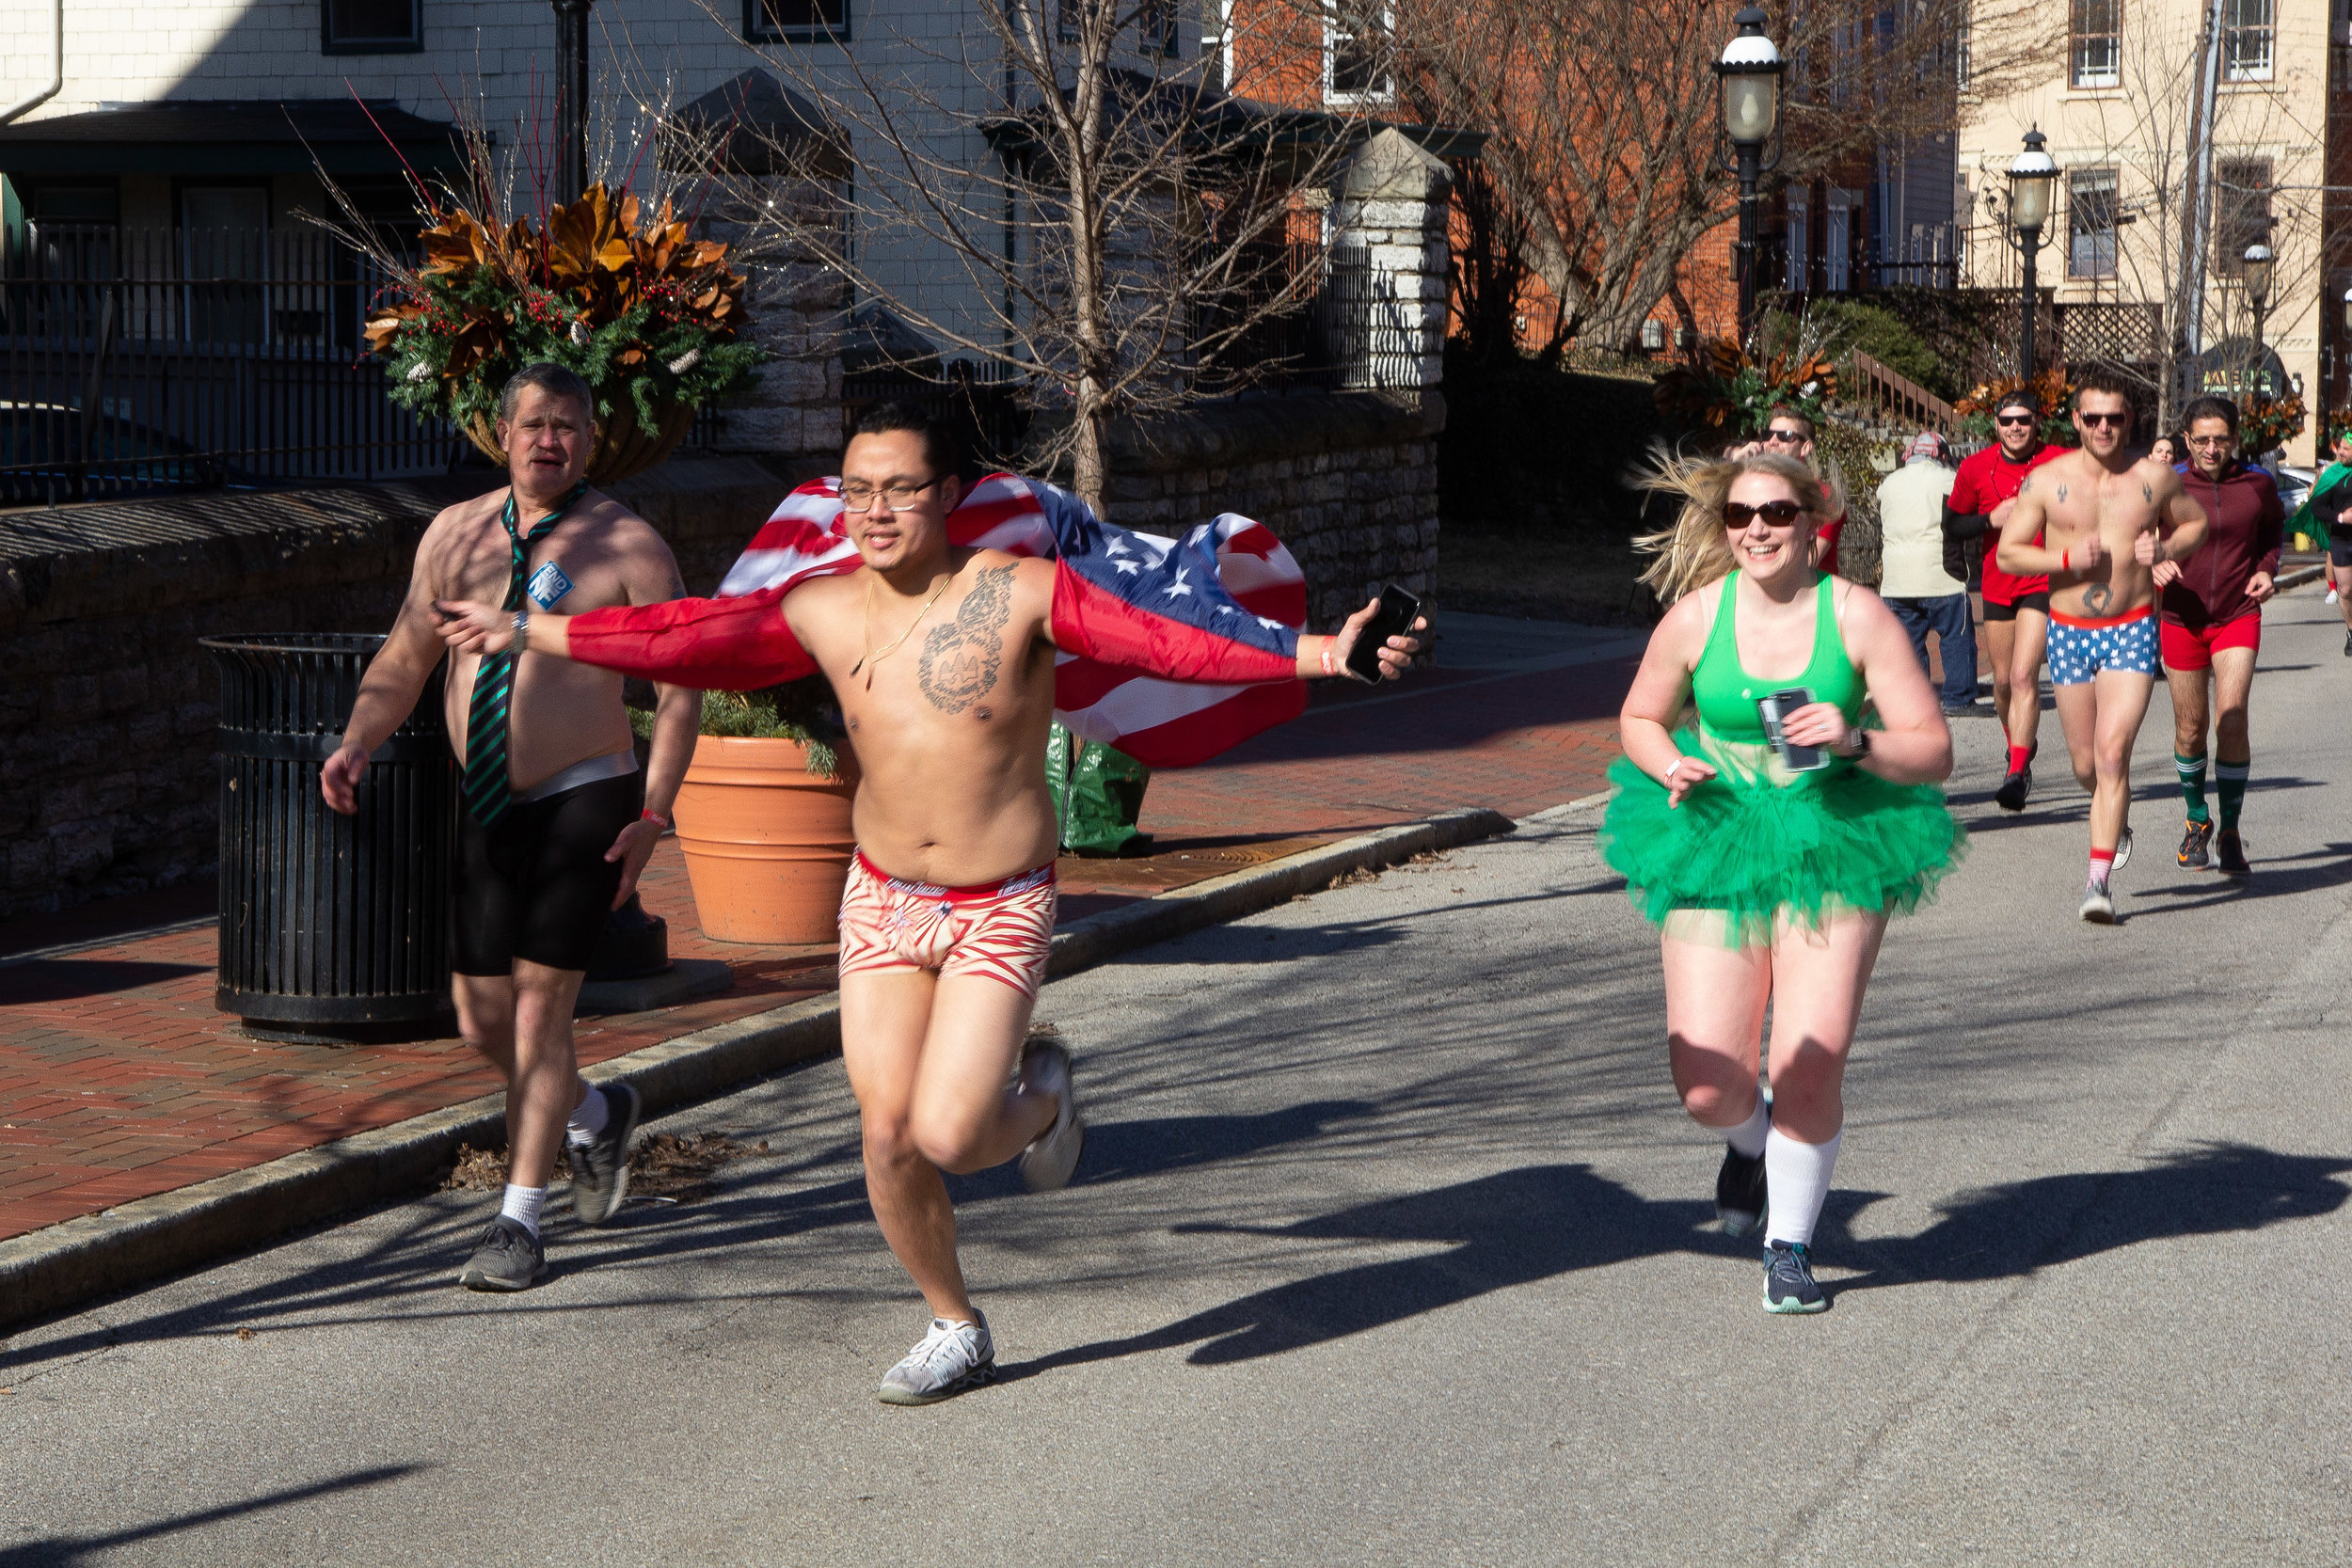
[1757,687,1828,772]
[1344,584,1423,682]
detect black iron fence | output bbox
[1,223,462,506]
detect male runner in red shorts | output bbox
[2161,396,2280,876]
[1998,366,2208,922]
[1945,390,2062,808]
[432,404,1425,1403]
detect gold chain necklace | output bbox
[850,571,953,688]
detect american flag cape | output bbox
[712,472,1311,768]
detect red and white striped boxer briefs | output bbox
[836,850,1058,998]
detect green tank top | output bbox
[1692,571,1865,744]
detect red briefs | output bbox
[836,850,1058,998]
[2159,612,2261,673]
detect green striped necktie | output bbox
[462,482,589,826]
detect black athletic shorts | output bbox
[1980,591,2051,623]
[2328,534,2352,569]
[453,770,643,975]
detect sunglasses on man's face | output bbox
[1995,414,2036,427]
[1763,427,1807,445]
[2078,411,2130,429]
[1723,499,1807,529]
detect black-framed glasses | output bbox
[2078,411,2130,429]
[1724,499,1807,529]
[1763,427,1808,444]
[839,476,943,511]
[1995,413,2037,427]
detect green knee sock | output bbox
[2175,751,2209,823]
[2216,758,2249,831]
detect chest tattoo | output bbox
[2055,483,2068,503]
[918,565,1013,714]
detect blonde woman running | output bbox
[1601,452,1963,1313]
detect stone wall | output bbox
[0,457,796,919]
[1097,392,1445,630]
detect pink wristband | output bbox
[641,808,671,831]
[1320,643,1337,677]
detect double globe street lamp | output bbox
[2005,128,2059,382]
[1714,7,1786,346]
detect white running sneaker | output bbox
[2111,826,2133,871]
[878,1313,995,1406]
[2328,589,2341,606]
[2079,882,2117,924]
[1015,1039,1085,1193]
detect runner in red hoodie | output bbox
[2160,396,2281,877]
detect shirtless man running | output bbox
[322,362,699,1288]
[1997,364,2208,923]
[432,402,1426,1403]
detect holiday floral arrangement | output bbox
[360,182,764,481]
[2233,392,2305,456]
[1653,336,1839,443]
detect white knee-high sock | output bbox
[1723,1096,1770,1159]
[1762,1127,1842,1248]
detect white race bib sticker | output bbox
[525,562,574,610]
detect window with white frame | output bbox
[2069,168,2119,278]
[2215,158,2272,275]
[2070,0,2121,88]
[1327,2,1391,103]
[2224,0,2274,81]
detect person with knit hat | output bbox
[1877,432,1976,714]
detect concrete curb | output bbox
[2278,563,2326,592]
[0,806,1517,1336]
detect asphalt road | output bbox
[6,590,2352,1566]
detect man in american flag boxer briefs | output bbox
[433,403,1426,1403]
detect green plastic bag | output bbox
[1046,721,1153,857]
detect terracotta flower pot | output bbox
[673,736,857,945]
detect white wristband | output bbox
[1664,757,1686,785]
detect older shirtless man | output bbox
[322,362,699,1289]
[433,402,1425,1403]
[1998,365,2208,922]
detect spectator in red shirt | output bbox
[2158,396,2280,877]
[1943,392,2064,809]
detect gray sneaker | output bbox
[877,1313,995,1406]
[2111,826,2134,872]
[565,1081,641,1226]
[2079,882,2117,924]
[1015,1040,1085,1193]
[457,1216,545,1292]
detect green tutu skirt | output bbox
[1599,729,1965,947]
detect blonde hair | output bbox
[1632,450,1837,604]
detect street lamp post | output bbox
[2005,128,2058,382]
[552,0,595,205]
[1714,8,1786,347]
[2242,242,2274,395]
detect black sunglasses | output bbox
[1995,413,2037,427]
[1724,499,1807,528]
[2078,411,2130,429]
[1762,427,1808,444]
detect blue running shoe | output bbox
[1762,1240,1828,1314]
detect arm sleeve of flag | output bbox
[1050,560,1299,684]
[564,587,818,689]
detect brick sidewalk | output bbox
[0,645,1634,1245]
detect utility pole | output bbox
[552,0,594,206]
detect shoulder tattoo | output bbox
[2055,483,2068,503]
[918,564,1014,714]
[2141,480,2153,505]
[2018,475,2032,493]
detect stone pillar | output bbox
[1327,128,1453,394]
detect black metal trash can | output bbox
[203,634,453,1037]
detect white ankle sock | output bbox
[1723,1097,1771,1159]
[500,1183,548,1237]
[1761,1127,1842,1248]
[565,1084,610,1148]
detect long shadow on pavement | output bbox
[0,1464,422,1568]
